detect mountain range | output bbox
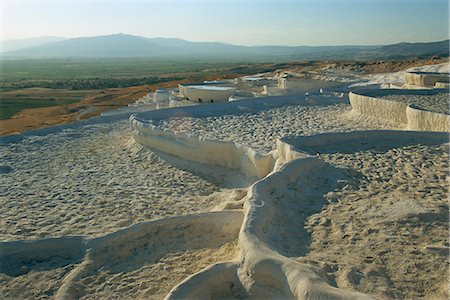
[2,34,448,61]
[2,36,67,53]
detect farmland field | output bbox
[0,98,80,120]
[0,58,265,112]
[0,58,256,85]
[0,87,98,120]
[0,58,275,134]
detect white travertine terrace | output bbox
[349,89,449,132]
[349,62,450,89]
[128,98,448,299]
[277,71,351,92]
[153,89,171,103]
[129,96,307,178]
[178,84,235,103]
[0,211,242,299]
[170,131,446,298]
[1,65,449,299]
[405,71,450,87]
[131,123,275,179]
[55,211,243,299]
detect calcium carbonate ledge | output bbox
[129,95,329,179]
[407,104,450,132]
[349,89,449,132]
[405,72,449,87]
[130,117,275,179]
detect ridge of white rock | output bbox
[130,117,275,179]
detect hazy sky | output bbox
[2,0,449,46]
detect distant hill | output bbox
[1,36,67,53]
[2,34,251,58]
[2,34,448,61]
[375,40,449,59]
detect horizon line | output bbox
[2,33,449,48]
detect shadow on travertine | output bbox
[262,163,354,258]
[282,130,449,155]
[152,149,254,189]
[86,211,242,275]
[0,237,85,277]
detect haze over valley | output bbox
[2,34,449,61]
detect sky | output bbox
[1,0,449,46]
